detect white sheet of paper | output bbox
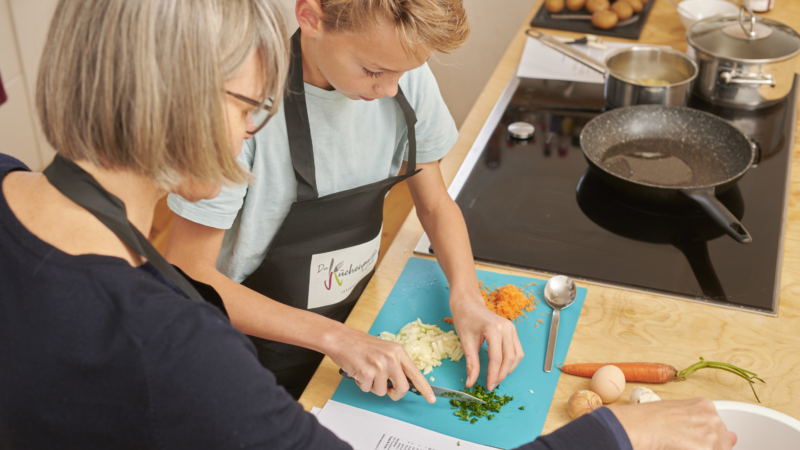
[517,37,644,84]
[316,400,497,450]
[310,407,322,417]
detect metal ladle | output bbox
[543,275,578,373]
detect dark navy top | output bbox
[0,154,630,450]
[0,154,350,449]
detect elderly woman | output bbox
[0,0,350,448]
[0,0,735,449]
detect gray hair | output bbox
[36,0,289,187]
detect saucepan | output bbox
[526,29,698,109]
[687,6,800,110]
[580,105,756,244]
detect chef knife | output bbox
[338,369,486,404]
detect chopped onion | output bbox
[380,318,464,374]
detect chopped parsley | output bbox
[444,383,514,424]
[519,406,525,410]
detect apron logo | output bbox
[308,232,382,309]
[324,259,344,290]
[318,251,379,291]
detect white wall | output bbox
[0,0,58,170]
[429,0,532,127]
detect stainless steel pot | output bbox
[687,7,800,110]
[526,30,698,109]
[604,47,698,108]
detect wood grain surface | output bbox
[300,0,800,435]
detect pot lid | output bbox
[687,8,800,62]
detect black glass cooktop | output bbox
[431,77,798,315]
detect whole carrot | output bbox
[558,357,764,402]
[560,362,677,383]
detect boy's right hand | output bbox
[609,398,737,449]
[328,327,436,403]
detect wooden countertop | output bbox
[300,0,800,434]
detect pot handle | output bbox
[750,139,762,166]
[680,189,752,244]
[720,71,776,87]
[526,29,607,75]
[738,5,757,39]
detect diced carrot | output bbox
[480,284,536,323]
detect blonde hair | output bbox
[36,0,290,187]
[319,0,469,56]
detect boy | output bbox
[165,0,523,400]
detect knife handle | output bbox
[338,368,421,396]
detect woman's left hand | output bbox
[449,287,524,391]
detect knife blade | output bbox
[428,385,487,404]
[338,369,486,404]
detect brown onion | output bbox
[567,390,603,419]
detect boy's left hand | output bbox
[449,287,524,391]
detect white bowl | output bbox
[678,0,739,29]
[714,401,800,450]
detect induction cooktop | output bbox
[415,76,799,315]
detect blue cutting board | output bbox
[331,257,587,449]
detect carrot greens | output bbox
[676,357,765,403]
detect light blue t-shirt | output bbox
[168,63,458,282]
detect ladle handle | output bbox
[526,29,606,75]
[680,189,752,244]
[544,308,562,373]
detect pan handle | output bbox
[680,189,752,244]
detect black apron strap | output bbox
[284,29,420,201]
[43,155,204,302]
[393,88,417,175]
[286,29,318,202]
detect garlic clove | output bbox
[629,386,662,404]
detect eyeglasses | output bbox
[226,90,273,134]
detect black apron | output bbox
[241,30,421,399]
[42,155,228,315]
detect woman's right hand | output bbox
[609,398,737,449]
[327,327,436,403]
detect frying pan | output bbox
[576,169,747,299]
[580,105,755,244]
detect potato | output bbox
[546,0,565,13]
[565,0,586,12]
[610,1,633,20]
[591,10,619,29]
[620,0,643,13]
[586,0,610,13]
